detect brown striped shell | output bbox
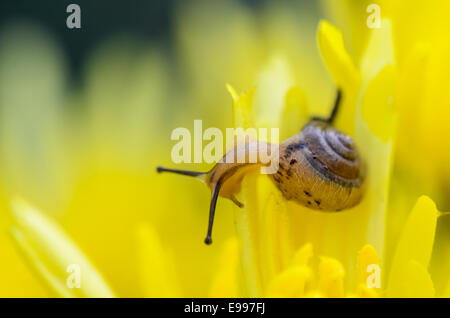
[272,119,364,211]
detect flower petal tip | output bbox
[226,83,238,101]
[415,195,438,218]
[317,20,359,91]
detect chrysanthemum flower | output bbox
[217,18,394,297]
[209,19,449,297]
[0,23,230,297]
[9,198,115,297]
[2,1,450,299]
[321,0,450,295]
[8,197,241,298]
[323,0,450,203]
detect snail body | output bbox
[157,89,365,244]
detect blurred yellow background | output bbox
[0,0,449,297]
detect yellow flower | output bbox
[136,225,242,298]
[9,198,115,297]
[8,197,242,298]
[2,1,450,298]
[223,19,449,297]
[263,195,443,298]
[224,18,394,297]
[321,0,450,296]
[385,196,438,297]
[0,22,234,297]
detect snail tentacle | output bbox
[204,180,222,245]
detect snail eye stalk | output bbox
[326,89,342,124]
[204,181,222,245]
[157,165,222,245]
[156,166,205,177]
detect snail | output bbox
[157,89,365,245]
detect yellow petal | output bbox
[349,62,397,264]
[317,20,361,133]
[10,198,115,297]
[319,0,374,62]
[317,20,360,91]
[280,86,308,141]
[227,83,254,129]
[357,245,380,283]
[360,19,395,82]
[234,174,291,297]
[233,173,262,297]
[136,224,182,297]
[394,44,430,175]
[356,244,380,297]
[385,0,435,62]
[387,260,435,298]
[209,237,241,298]
[259,177,292,284]
[318,257,345,298]
[430,213,450,295]
[443,278,450,298]
[291,243,313,267]
[266,266,311,298]
[387,196,438,295]
[361,64,396,142]
[356,284,379,298]
[226,83,239,101]
[252,56,294,129]
[230,81,294,296]
[10,227,74,298]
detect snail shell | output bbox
[272,119,364,211]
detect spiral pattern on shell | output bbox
[272,119,365,211]
[301,120,362,186]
